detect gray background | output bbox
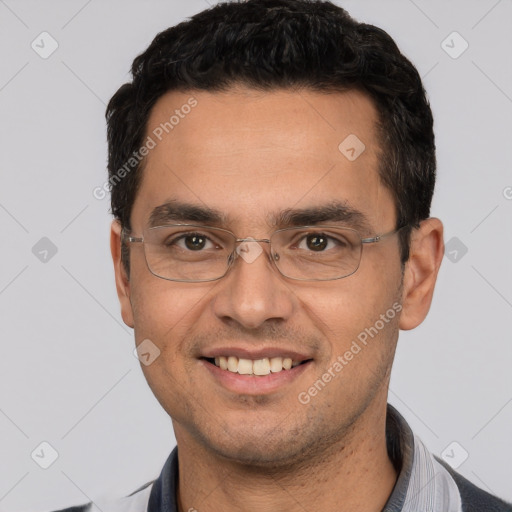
[1,0,511,510]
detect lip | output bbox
[200,346,312,362]
[201,358,313,395]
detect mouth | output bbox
[199,345,315,394]
[200,351,313,395]
[202,355,312,376]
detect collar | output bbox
[383,404,462,512]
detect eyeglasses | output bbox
[122,224,404,282]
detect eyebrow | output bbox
[147,199,372,232]
[148,200,227,227]
[271,202,371,231]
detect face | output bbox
[113,87,407,466]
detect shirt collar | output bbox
[382,403,415,510]
[383,404,462,512]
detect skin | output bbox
[111,87,444,512]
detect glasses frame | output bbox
[122,223,406,283]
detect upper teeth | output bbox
[213,356,301,376]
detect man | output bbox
[56,0,511,510]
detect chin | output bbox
[210,439,306,468]
[192,419,322,470]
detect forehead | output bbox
[131,87,394,233]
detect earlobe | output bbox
[399,218,444,331]
[110,220,135,328]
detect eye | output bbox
[303,234,328,251]
[297,233,343,252]
[171,233,217,251]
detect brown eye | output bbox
[184,234,207,250]
[306,234,328,251]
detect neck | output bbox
[174,403,398,512]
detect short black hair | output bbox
[106,0,436,274]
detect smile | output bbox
[205,356,309,376]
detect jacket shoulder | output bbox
[435,457,512,512]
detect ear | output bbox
[399,218,444,330]
[110,220,134,328]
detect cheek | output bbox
[306,284,400,395]
[130,272,211,358]
[297,259,401,352]
[130,280,213,409]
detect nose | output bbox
[211,240,296,330]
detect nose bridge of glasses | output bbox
[235,237,271,244]
[231,236,275,266]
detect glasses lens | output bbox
[271,226,362,281]
[143,226,234,282]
